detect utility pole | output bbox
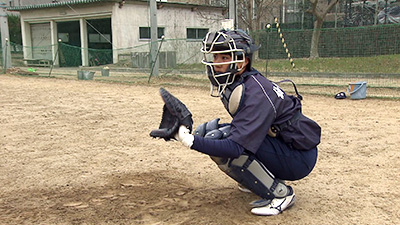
[0,3,11,73]
[149,0,159,77]
[229,0,236,29]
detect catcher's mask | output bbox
[201,29,259,97]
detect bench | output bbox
[23,59,53,67]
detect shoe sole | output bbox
[286,195,296,209]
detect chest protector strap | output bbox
[221,81,245,117]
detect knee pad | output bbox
[194,118,231,139]
[211,154,290,199]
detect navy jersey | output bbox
[191,69,320,159]
[228,71,302,153]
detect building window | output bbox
[187,28,209,40]
[139,27,165,40]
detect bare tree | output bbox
[307,0,340,58]
[237,0,282,31]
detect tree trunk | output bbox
[309,18,323,58]
[308,0,339,58]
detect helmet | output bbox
[201,29,259,97]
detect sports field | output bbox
[0,73,399,224]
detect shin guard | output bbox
[211,153,289,199]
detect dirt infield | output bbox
[0,74,399,224]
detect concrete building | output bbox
[8,0,227,67]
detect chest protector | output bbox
[221,81,245,117]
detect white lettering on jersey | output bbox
[273,84,284,99]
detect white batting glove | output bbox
[175,125,194,148]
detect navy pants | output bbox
[255,136,318,181]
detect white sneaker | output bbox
[238,184,252,193]
[250,192,296,216]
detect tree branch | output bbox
[322,0,340,15]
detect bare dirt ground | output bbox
[0,74,399,224]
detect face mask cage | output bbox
[200,31,246,97]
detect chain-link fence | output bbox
[254,23,400,59]
[1,24,399,100]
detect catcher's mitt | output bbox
[150,88,193,141]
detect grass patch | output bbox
[176,54,400,74]
[254,54,400,74]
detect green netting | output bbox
[255,23,400,59]
[6,23,398,67]
[88,48,113,66]
[1,24,399,100]
[58,43,81,67]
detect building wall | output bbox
[112,2,225,64]
[17,1,225,66]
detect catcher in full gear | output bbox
[151,29,321,216]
